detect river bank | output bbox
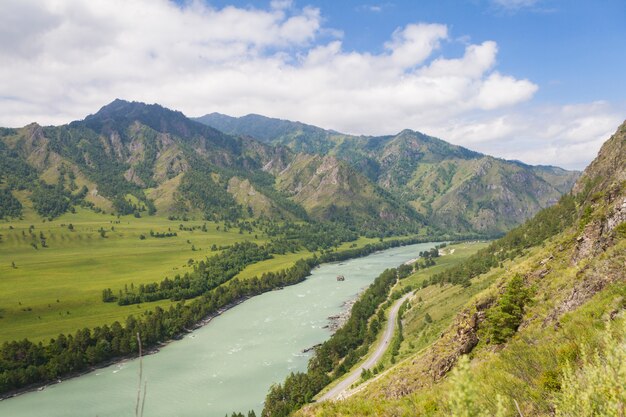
[0,236,432,400]
[0,241,442,417]
[0,296,252,401]
[327,297,358,332]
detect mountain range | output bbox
[289,120,626,416]
[0,100,579,236]
[197,112,579,234]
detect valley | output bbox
[0,242,462,417]
[0,100,621,417]
[2,2,624,416]
[290,121,626,417]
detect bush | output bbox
[447,356,507,417]
[554,322,626,417]
[485,274,533,344]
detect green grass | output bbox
[299,234,626,417]
[235,251,312,280]
[392,242,493,358]
[0,203,419,345]
[235,237,383,282]
[0,208,265,343]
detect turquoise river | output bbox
[0,242,437,417]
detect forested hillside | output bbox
[0,100,425,237]
[293,120,626,416]
[0,100,579,238]
[198,113,579,235]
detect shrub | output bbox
[485,274,533,344]
[447,355,507,417]
[554,322,626,417]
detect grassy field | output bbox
[0,208,264,343]
[234,237,381,281]
[235,251,311,281]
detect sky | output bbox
[1,0,625,169]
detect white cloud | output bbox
[385,23,448,68]
[431,102,625,169]
[0,0,621,170]
[420,41,497,78]
[474,72,538,110]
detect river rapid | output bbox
[0,242,438,417]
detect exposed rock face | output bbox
[572,120,626,196]
[372,303,490,400]
[276,153,421,231]
[544,251,626,327]
[123,166,145,187]
[227,176,283,218]
[544,119,626,323]
[572,120,626,262]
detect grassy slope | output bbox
[0,207,264,343]
[234,237,380,282]
[394,242,492,360]
[312,241,489,399]
[299,229,626,416]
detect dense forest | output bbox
[0,189,22,219]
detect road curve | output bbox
[317,291,412,402]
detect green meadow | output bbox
[0,205,390,345]
[0,208,265,343]
[233,237,380,282]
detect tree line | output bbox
[0,189,22,219]
[104,241,273,305]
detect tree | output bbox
[424,312,433,323]
[485,274,532,344]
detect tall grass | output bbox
[554,321,626,417]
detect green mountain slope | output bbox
[276,153,424,234]
[295,119,626,416]
[196,113,579,235]
[0,100,424,235]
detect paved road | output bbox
[317,292,412,402]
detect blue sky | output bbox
[202,0,626,103]
[1,0,624,168]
